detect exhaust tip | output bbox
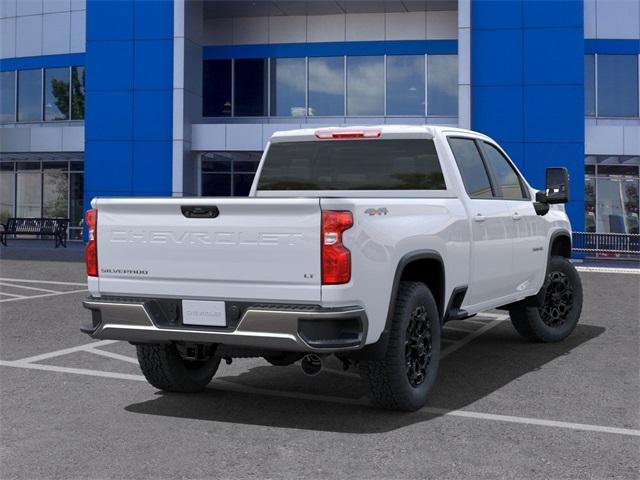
[301,354,323,376]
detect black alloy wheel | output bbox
[405,305,432,387]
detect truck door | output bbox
[447,137,515,307]
[478,141,547,294]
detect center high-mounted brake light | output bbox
[321,210,353,285]
[85,209,98,277]
[315,129,382,140]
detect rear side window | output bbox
[258,139,446,190]
[448,137,493,198]
[481,142,528,200]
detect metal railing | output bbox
[572,232,640,257]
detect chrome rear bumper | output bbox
[82,297,367,353]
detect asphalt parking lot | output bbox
[1,243,639,480]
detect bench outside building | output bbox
[0,218,69,248]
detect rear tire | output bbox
[359,281,441,411]
[509,255,583,342]
[136,343,221,393]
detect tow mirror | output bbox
[545,167,569,204]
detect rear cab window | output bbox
[257,139,447,191]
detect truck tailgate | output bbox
[94,197,321,302]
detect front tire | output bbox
[359,281,441,411]
[509,255,583,342]
[136,343,221,393]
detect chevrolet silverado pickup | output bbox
[82,126,583,411]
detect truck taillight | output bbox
[85,209,98,277]
[321,210,353,285]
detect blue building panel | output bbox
[85,41,134,92]
[523,28,583,85]
[471,0,585,230]
[86,0,134,42]
[84,0,173,219]
[523,0,583,28]
[133,40,174,90]
[471,29,523,86]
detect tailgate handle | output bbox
[181,206,219,218]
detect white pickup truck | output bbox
[82,125,582,411]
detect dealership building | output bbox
[1,0,639,240]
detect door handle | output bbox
[181,206,220,218]
[512,212,522,221]
[473,213,486,223]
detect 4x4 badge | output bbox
[365,208,389,216]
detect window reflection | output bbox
[234,59,268,116]
[201,151,261,196]
[597,55,639,118]
[203,60,232,116]
[45,68,70,121]
[347,56,384,115]
[427,55,458,116]
[18,69,42,122]
[308,57,344,116]
[0,168,14,225]
[387,55,425,115]
[0,71,15,123]
[16,171,42,217]
[584,55,595,117]
[270,58,306,117]
[71,66,85,120]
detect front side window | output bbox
[597,55,639,117]
[18,69,42,122]
[347,56,384,115]
[427,55,458,116]
[308,57,344,116]
[481,142,527,199]
[0,71,16,123]
[270,58,306,117]
[258,139,446,191]
[448,137,493,198]
[44,67,70,121]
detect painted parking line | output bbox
[575,266,639,275]
[0,282,61,294]
[0,277,88,287]
[442,316,508,359]
[0,288,88,303]
[14,340,119,364]
[0,291,27,299]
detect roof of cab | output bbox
[268,125,490,142]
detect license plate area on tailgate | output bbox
[182,300,227,327]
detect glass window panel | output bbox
[258,140,446,191]
[0,172,15,224]
[0,162,15,172]
[482,142,527,199]
[347,56,384,115]
[202,174,231,196]
[203,60,232,117]
[69,172,83,229]
[70,161,83,172]
[44,67,70,121]
[234,58,267,116]
[427,55,458,116]
[71,66,85,120]
[1,71,16,123]
[16,171,42,217]
[233,173,255,196]
[270,58,306,117]
[596,177,639,233]
[584,175,596,232]
[43,169,68,217]
[386,55,425,116]
[18,69,42,122]
[448,138,493,198]
[597,55,639,117]
[584,55,595,116]
[202,152,231,172]
[17,161,40,171]
[308,57,344,116]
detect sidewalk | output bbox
[0,239,84,262]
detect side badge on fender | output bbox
[365,208,389,216]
